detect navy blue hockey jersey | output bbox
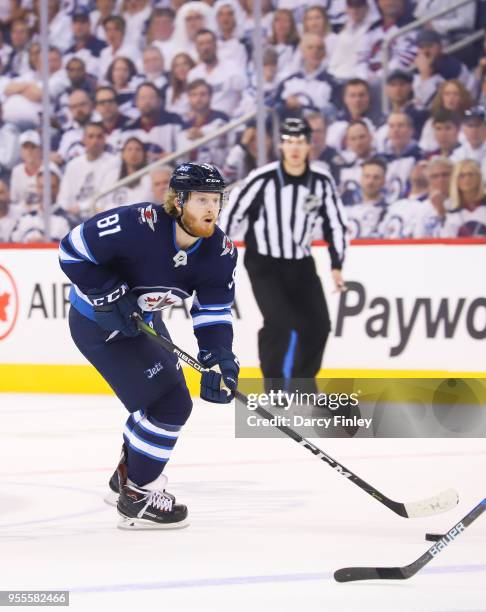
[59,203,237,351]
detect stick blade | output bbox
[404,488,459,518]
[334,567,407,582]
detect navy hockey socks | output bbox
[123,410,181,487]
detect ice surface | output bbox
[0,394,485,611]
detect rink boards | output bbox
[0,240,485,393]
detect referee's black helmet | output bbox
[280,117,312,141]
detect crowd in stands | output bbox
[0,0,485,243]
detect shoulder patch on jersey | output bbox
[221,234,235,257]
[138,204,158,231]
[303,194,321,213]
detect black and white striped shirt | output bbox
[219,161,348,268]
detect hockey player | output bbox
[59,163,239,529]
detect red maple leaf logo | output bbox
[0,292,10,322]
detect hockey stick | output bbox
[134,316,459,519]
[335,497,486,582]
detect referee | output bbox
[219,117,347,394]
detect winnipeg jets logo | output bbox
[138,291,181,311]
[221,235,235,257]
[138,204,158,231]
[173,250,188,267]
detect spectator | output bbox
[239,0,274,46]
[359,0,416,82]
[0,180,17,242]
[0,102,20,181]
[326,78,376,151]
[122,82,183,161]
[121,0,151,50]
[339,120,376,205]
[105,56,139,118]
[3,18,30,76]
[428,110,461,158]
[2,42,43,128]
[223,123,274,184]
[94,85,131,153]
[267,9,300,77]
[379,160,429,238]
[276,33,337,119]
[248,47,280,110]
[188,29,247,118]
[173,1,215,62]
[45,46,69,102]
[413,30,473,110]
[98,15,140,79]
[97,136,152,211]
[284,4,339,77]
[414,1,476,44]
[142,46,168,90]
[451,106,486,179]
[346,157,388,238]
[65,7,107,78]
[379,110,423,201]
[328,0,376,81]
[54,89,94,164]
[163,52,196,118]
[441,160,486,237]
[376,69,428,148]
[411,156,453,237]
[177,79,229,167]
[150,166,172,204]
[213,0,248,69]
[11,164,71,243]
[55,58,96,129]
[0,28,12,70]
[306,112,346,182]
[31,0,72,53]
[302,6,337,57]
[147,8,178,67]
[91,0,118,42]
[57,122,117,221]
[10,130,42,209]
[420,79,473,151]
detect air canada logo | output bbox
[0,265,19,341]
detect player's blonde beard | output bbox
[180,207,216,238]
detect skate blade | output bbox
[104,491,119,507]
[117,514,189,530]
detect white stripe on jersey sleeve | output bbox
[69,224,98,264]
[58,243,83,263]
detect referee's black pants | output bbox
[244,250,331,393]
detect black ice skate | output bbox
[104,443,126,507]
[117,465,188,530]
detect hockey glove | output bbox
[198,348,240,404]
[88,281,142,337]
